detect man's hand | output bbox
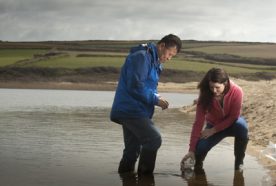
[157,97,169,110]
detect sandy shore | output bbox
[0,79,275,181]
[230,79,276,182]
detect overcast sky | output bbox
[1,0,276,42]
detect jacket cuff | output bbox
[154,93,159,105]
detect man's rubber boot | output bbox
[137,148,157,175]
[118,159,135,173]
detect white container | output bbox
[181,157,195,171]
[259,141,276,161]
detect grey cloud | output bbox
[1,0,276,42]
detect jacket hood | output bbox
[129,43,161,74]
[130,42,159,63]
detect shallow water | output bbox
[0,89,273,186]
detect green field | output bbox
[1,49,274,74]
[184,44,276,58]
[0,49,47,66]
[0,40,275,82]
[164,59,275,73]
[22,55,125,69]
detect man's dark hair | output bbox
[158,34,182,53]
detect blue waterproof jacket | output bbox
[110,43,161,124]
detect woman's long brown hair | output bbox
[197,68,230,111]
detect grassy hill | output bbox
[0,40,275,84]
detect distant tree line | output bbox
[183,51,276,66]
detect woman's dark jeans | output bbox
[195,116,248,168]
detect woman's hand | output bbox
[180,151,195,166]
[201,128,216,139]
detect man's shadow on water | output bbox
[181,168,245,186]
[119,173,155,186]
[119,169,245,186]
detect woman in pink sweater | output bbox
[181,68,248,171]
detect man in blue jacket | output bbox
[110,34,182,175]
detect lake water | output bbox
[0,89,273,186]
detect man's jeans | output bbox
[195,116,248,156]
[118,118,162,165]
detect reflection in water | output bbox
[119,168,246,186]
[120,173,155,186]
[182,168,209,185]
[181,168,245,186]
[233,171,245,186]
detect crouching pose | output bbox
[181,68,248,171]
